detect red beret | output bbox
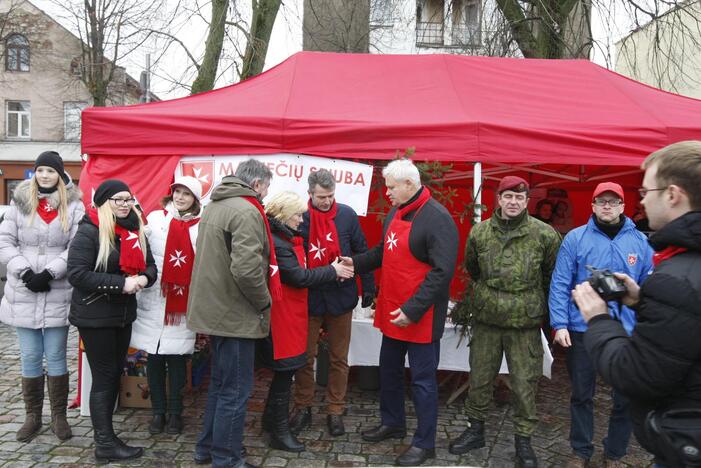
[497,176,529,194]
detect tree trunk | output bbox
[240,0,282,81]
[84,0,107,106]
[191,0,229,95]
[495,0,591,59]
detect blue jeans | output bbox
[16,326,69,377]
[196,336,255,468]
[566,331,633,460]
[379,335,441,449]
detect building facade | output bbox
[302,0,508,57]
[615,0,701,99]
[371,0,486,54]
[0,0,144,204]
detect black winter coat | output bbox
[299,203,375,316]
[68,214,157,328]
[584,210,701,465]
[256,217,337,371]
[353,188,459,342]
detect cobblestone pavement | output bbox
[0,324,654,467]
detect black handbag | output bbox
[645,408,701,467]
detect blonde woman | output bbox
[67,179,157,463]
[0,151,83,442]
[259,191,353,452]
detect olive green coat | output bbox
[465,208,561,329]
[186,176,272,339]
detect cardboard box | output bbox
[120,375,151,408]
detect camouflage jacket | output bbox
[465,208,561,329]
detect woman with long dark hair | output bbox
[67,179,157,463]
[0,151,83,442]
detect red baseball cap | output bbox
[497,176,529,194]
[592,182,624,202]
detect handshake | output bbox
[332,256,375,309]
[331,256,355,280]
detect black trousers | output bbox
[147,353,188,415]
[79,325,132,394]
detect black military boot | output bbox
[91,390,143,464]
[268,391,304,452]
[449,419,485,455]
[515,434,538,468]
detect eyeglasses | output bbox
[638,187,667,198]
[593,198,623,207]
[109,197,136,206]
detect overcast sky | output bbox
[30,0,634,101]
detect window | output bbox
[5,180,24,204]
[371,0,394,26]
[70,57,84,77]
[450,0,481,46]
[5,34,30,72]
[416,0,445,46]
[6,101,31,138]
[64,102,88,141]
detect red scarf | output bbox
[396,186,432,219]
[37,198,58,224]
[307,200,341,268]
[88,208,146,275]
[653,246,689,266]
[242,197,283,302]
[161,213,200,326]
[292,236,307,268]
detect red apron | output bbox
[271,237,309,360]
[374,203,434,344]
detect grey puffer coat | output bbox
[0,179,84,329]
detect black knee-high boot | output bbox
[269,389,305,452]
[262,385,275,433]
[91,390,143,464]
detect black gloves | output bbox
[361,293,375,309]
[26,269,53,293]
[21,269,36,284]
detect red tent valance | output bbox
[82,51,701,166]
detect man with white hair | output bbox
[342,158,458,467]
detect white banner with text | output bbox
[174,154,374,216]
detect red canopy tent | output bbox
[81,51,701,214]
[75,52,701,406]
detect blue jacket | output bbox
[300,203,375,316]
[549,216,653,335]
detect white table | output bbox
[348,315,553,378]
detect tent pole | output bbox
[473,162,482,224]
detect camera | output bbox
[586,265,627,301]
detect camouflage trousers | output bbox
[464,323,542,436]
